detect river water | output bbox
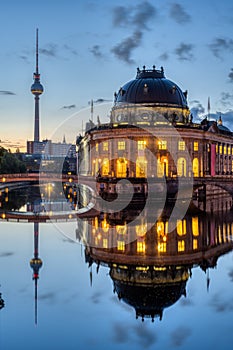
[1,184,233,350]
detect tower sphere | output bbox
[31,81,44,96]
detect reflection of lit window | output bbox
[101,218,109,232]
[193,239,198,250]
[117,241,125,251]
[157,221,168,235]
[178,240,185,252]
[158,140,167,150]
[177,220,186,235]
[103,238,108,248]
[178,141,185,151]
[137,241,145,253]
[118,141,125,150]
[194,141,198,151]
[138,140,146,150]
[116,225,127,235]
[158,242,167,253]
[96,143,99,152]
[103,142,108,151]
[192,217,199,236]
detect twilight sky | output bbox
[0,0,233,151]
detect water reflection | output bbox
[77,209,233,322]
[1,185,233,326]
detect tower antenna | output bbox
[31,28,44,142]
[36,28,39,75]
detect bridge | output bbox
[0,173,78,187]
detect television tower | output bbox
[31,28,44,142]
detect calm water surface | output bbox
[1,185,233,350]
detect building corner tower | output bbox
[31,28,44,142]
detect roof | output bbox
[115,66,188,108]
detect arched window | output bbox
[136,156,147,177]
[177,157,186,176]
[193,158,199,177]
[117,158,127,177]
[157,157,168,177]
[102,158,109,176]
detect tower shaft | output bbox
[34,96,40,142]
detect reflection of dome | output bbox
[0,293,4,310]
[113,279,187,322]
[111,266,188,322]
[115,66,188,108]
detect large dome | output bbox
[115,66,188,108]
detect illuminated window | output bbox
[178,240,185,252]
[228,146,231,155]
[96,143,99,152]
[117,240,125,251]
[232,147,233,156]
[157,158,168,177]
[103,142,108,151]
[103,238,108,249]
[136,156,147,177]
[102,158,109,176]
[194,141,199,151]
[216,144,218,153]
[158,242,167,253]
[177,219,186,236]
[156,221,168,235]
[178,141,185,150]
[117,158,127,177]
[137,241,146,253]
[219,145,222,154]
[158,140,167,150]
[193,158,199,177]
[224,145,227,155]
[177,157,186,176]
[138,140,146,150]
[192,217,199,236]
[232,160,233,172]
[118,141,125,150]
[193,239,198,250]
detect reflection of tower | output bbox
[31,28,44,142]
[30,222,43,325]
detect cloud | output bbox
[175,43,194,60]
[112,323,129,344]
[63,44,78,56]
[112,5,129,27]
[40,43,58,57]
[90,291,102,304]
[111,30,143,64]
[133,324,157,348]
[228,269,233,282]
[209,37,233,59]
[39,292,56,302]
[190,100,205,119]
[209,294,233,313]
[61,104,76,110]
[90,45,103,58]
[0,90,16,95]
[170,326,192,347]
[159,52,169,61]
[169,3,191,24]
[112,1,157,30]
[132,1,157,29]
[228,68,233,82]
[0,252,14,257]
[88,98,112,105]
[220,92,233,107]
